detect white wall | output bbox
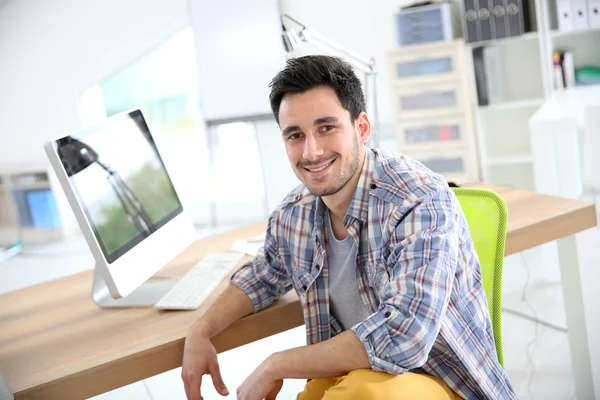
[189,0,284,122]
[0,0,190,166]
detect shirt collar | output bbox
[344,147,374,224]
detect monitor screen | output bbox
[56,110,183,263]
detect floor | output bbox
[0,231,577,400]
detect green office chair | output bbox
[452,187,507,367]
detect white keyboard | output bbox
[153,252,244,310]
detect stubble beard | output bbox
[299,133,361,197]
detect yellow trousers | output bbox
[296,369,460,400]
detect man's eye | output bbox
[288,133,301,141]
[320,125,335,133]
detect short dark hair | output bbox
[268,55,366,124]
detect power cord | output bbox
[142,379,155,400]
[501,307,567,333]
[520,252,540,400]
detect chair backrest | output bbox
[452,187,507,367]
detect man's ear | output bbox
[356,112,372,145]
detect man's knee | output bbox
[323,369,458,400]
[323,369,394,400]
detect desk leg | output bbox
[0,369,14,400]
[557,227,600,400]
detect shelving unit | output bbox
[465,33,545,190]
[0,164,79,245]
[541,0,600,90]
[468,31,540,48]
[387,40,481,183]
[486,153,533,166]
[478,97,544,111]
[385,0,598,190]
[460,0,600,191]
[551,26,600,38]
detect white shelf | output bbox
[486,154,533,166]
[468,32,539,48]
[478,98,544,112]
[10,182,52,191]
[551,27,600,38]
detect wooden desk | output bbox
[1,185,599,400]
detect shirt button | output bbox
[315,264,321,271]
[370,183,377,190]
[384,311,391,318]
[302,284,307,291]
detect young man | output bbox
[182,55,517,400]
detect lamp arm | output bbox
[299,29,376,74]
[281,13,376,74]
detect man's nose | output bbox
[303,134,324,162]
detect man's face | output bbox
[278,86,368,197]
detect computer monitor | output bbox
[45,109,196,307]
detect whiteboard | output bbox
[189,0,285,122]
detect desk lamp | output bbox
[57,137,154,237]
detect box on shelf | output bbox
[409,148,480,183]
[394,2,462,47]
[388,40,464,87]
[396,116,469,153]
[393,82,465,119]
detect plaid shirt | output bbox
[231,148,516,399]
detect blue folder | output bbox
[25,190,60,229]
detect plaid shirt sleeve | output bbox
[230,213,293,313]
[351,187,460,374]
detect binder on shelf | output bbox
[557,0,574,31]
[553,51,565,90]
[12,190,33,227]
[572,0,590,29]
[588,0,600,28]
[491,0,509,39]
[473,47,489,105]
[563,52,576,88]
[25,190,60,229]
[476,0,494,41]
[463,0,479,42]
[506,0,525,37]
[483,46,505,104]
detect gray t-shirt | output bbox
[325,211,371,330]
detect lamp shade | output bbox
[56,137,99,177]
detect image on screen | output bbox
[56,110,183,263]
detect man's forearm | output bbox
[192,284,254,338]
[266,330,371,379]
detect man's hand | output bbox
[236,357,283,400]
[181,324,229,400]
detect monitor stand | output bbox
[91,266,178,308]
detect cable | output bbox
[142,379,155,400]
[501,307,567,333]
[520,252,540,400]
